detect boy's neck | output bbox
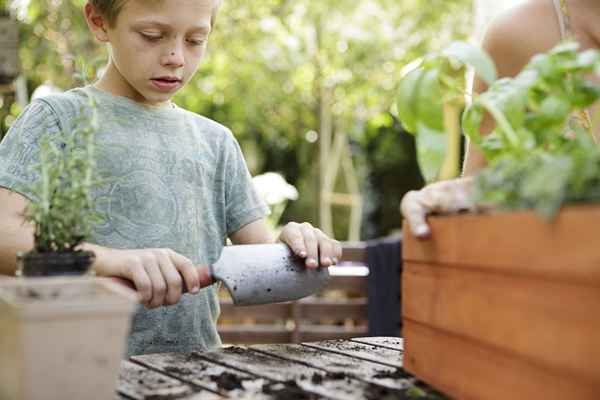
[94,62,174,110]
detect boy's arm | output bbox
[230,218,342,269]
[0,187,208,307]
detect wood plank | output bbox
[219,299,368,321]
[299,326,368,343]
[403,262,600,384]
[402,205,600,285]
[302,339,402,368]
[321,276,367,294]
[350,337,404,352]
[340,242,367,263]
[197,345,386,400]
[298,299,368,321]
[250,343,411,390]
[219,301,291,320]
[131,352,275,399]
[117,360,223,400]
[218,325,291,344]
[403,320,600,400]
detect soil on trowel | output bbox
[261,380,320,400]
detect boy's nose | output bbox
[162,44,185,67]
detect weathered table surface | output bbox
[116,337,447,399]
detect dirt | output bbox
[163,366,195,376]
[222,346,247,355]
[372,368,413,380]
[261,380,320,400]
[209,371,246,391]
[364,384,409,400]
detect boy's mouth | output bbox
[151,76,182,91]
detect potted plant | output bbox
[0,93,138,400]
[397,42,600,400]
[16,94,100,277]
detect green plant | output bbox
[397,41,497,182]
[397,41,600,217]
[24,93,100,253]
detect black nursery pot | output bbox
[18,251,96,277]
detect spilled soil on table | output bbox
[262,380,320,400]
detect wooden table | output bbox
[116,337,447,399]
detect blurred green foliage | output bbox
[1,0,471,239]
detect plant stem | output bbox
[439,101,462,180]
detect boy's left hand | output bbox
[278,222,342,269]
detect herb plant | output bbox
[397,41,497,182]
[397,41,600,217]
[24,94,100,253]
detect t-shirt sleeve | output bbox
[222,132,270,235]
[0,100,63,201]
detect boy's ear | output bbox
[84,2,110,43]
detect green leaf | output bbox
[416,68,445,131]
[442,41,497,85]
[397,66,425,134]
[415,121,446,183]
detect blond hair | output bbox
[89,0,223,27]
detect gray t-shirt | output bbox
[0,85,269,355]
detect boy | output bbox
[0,0,341,355]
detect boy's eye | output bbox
[140,32,162,41]
[187,38,206,46]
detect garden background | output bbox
[0,0,522,240]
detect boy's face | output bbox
[90,0,215,106]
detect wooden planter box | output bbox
[402,204,600,400]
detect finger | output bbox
[168,250,200,294]
[156,251,183,306]
[300,223,319,269]
[281,223,308,258]
[127,262,152,303]
[400,191,431,238]
[332,240,342,264]
[145,261,167,308]
[195,265,214,288]
[315,230,334,267]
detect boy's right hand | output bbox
[91,247,213,308]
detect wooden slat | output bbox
[219,325,292,344]
[403,320,599,400]
[340,242,367,263]
[117,360,222,400]
[298,326,368,342]
[403,262,600,384]
[298,298,367,320]
[321,275,367,294]
[402,205,600,285]
[303,339,402,368]
[219,299,367,321]
[197,346,376,400]
[131,352,271,399]
[250,343,409,390]
[350,337,403,352]
[219,301,291,320]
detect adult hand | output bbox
[400,177,477,239]
[92,247,213,309]
[278,222,342,269]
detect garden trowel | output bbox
[111,243,330,306]
[212,243,330,306]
